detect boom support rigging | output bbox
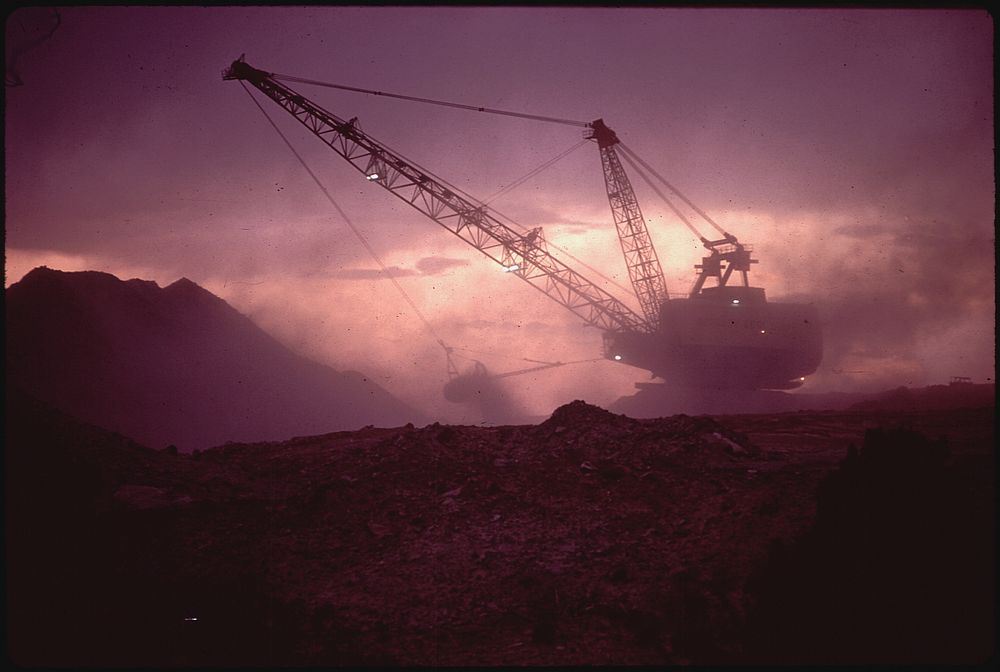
[225,58,647,334]
[588,119,669,324]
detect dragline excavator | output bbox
[224,57,822,391]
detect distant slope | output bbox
[848,382,995,412]
[610,386,876,417]
[5,267,424,450]
[611,382,994,417]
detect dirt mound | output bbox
[541,399,629,429]
[5,390,994,666]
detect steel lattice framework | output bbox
[588,119,669,325]
[225,58,649,334]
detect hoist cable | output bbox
[334,115,635,301]
[487,206,637,300]
[240,81,451,356]
[490,360,601,379]
[617,148,706,240]
[272,72,591,128]
[241,78,639,367]
[483,139,588,205]
[450,348,608,378]
[339,117,637,302]
[450,346,600,368]
[267,76,636,301]
[619,142,730,238]
[477,138,637,299]
[450,346,562,366]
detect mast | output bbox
[588,119,669,324]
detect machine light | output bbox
[732,299,740,305]
[760,329,766,334]
[613,354,623,361]
[800,377,806,381]
[366,173,380,181]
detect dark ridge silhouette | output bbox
[5,267,424,450]
[739,427,996,664]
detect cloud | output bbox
[766,207,994,392]
[327,255,471,281]
[415,256,470,275]
[333,265,417,280]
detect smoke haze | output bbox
[5,7,993,422]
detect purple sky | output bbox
[5,7,994,420]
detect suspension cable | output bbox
[240,81,452,356]
[479,138,637,299]
[273,72,591,128]
[449,346,560,366]
[618,143,730,238]
[483,138,588,205]
[450,346,601,367]
[618,147,706,240]
[255,82,637,316]
[490,357,607,379]
[343,114,636,301]
[271,76,637,301]
[486,206,637,300]
[450,346,607,376]
[329,118,636,301]
[271,69,730,246]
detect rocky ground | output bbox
[5,390,995,666]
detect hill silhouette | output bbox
[5,267,424,450]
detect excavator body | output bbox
[605,287,822,390]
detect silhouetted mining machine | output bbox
[224,57,822,391]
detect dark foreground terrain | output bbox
[5,389,995,665]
